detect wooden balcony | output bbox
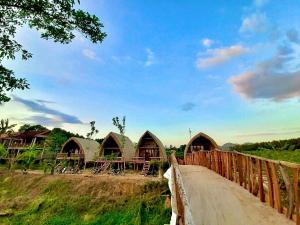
[56,153,84,160]
[132,157,145,163]
[132,156,163,163]
[97,156,124,163]
[149,157,163,161]
[8,143,44,149]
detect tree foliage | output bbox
[0,143,8,158]
[45,127,83,152]
[0,0,106,103]
[16,146,40,171]
[231,137,300,152]
[165,144,186,157]
[0,118,16,134]
[112,116,126,148]
[86,121,98,139]
[18,123,47,132]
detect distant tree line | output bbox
[166,144,186,158]
[231,137,300,152]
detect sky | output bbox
[1,0,300,146]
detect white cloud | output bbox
[229,43,300,101]
[239,13,268,33]
[254,0,269,7]
[82,49,97,60]
[196,45,249,69]
[202,38,214,47]
[145,48,155,66]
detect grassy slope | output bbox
[243,150,300,163]
[0,173,171,225]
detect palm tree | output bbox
[0,119,16,134]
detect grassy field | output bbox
[243,150,300,164]
[0,172,171,225]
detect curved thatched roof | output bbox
[99,132,135,161]
[184,132,218,156]
[136,130,167,160]
[61,137,100,162]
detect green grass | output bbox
[0,174,171,225]
[243,150,300,163]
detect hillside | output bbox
[0,172,171,225]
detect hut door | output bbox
[145,152,150,161]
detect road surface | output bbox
[179,165,294,225]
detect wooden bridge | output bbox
[169,150,299,225]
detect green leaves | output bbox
[0,0,106,103]
[86,121,99,139]
[0,66,29,103]
[0,118,17,134]
[17,146,41,170]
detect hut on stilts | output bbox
[97,132,135,170]
[56,137,100,168]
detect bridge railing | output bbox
[170,153,195,225]
[184,150,300,225]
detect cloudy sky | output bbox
[1,0,300,146]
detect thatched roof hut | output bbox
[136,131,167,161]
[60,137,100,163]
[184,132,218,156]
[99,132,135,161]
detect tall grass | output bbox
[0,175,171,225]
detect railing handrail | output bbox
[187,149,300,168]
[97,156,124,161]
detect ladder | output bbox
[141,161,150,175]
[101,161,111,173]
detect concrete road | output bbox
[179,165,294,225]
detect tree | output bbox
[0,0,106,103]
[112,116,126,148]
[0,119,16,134]
[17,146,40,173]
[0,143,16,170]
[86,121,99,139]
[45,127,83,152]
[0,143,8,159]
[18,124,47,132]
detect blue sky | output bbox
[1,0,300,146]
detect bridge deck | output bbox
[179,165,294,225]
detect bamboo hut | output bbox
[135,131,167,161]
[57,137,100,167]
[184,132,218,156]
[99,132,135,162]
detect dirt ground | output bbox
[179,165,294,225]
[0,168,161,183]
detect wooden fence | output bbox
[184,150,300,224]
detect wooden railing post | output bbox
[270,163,282,213]
[258,159,265,202]
[280,165,294,219]
[265,161,275,208]
[293,168,300,225]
